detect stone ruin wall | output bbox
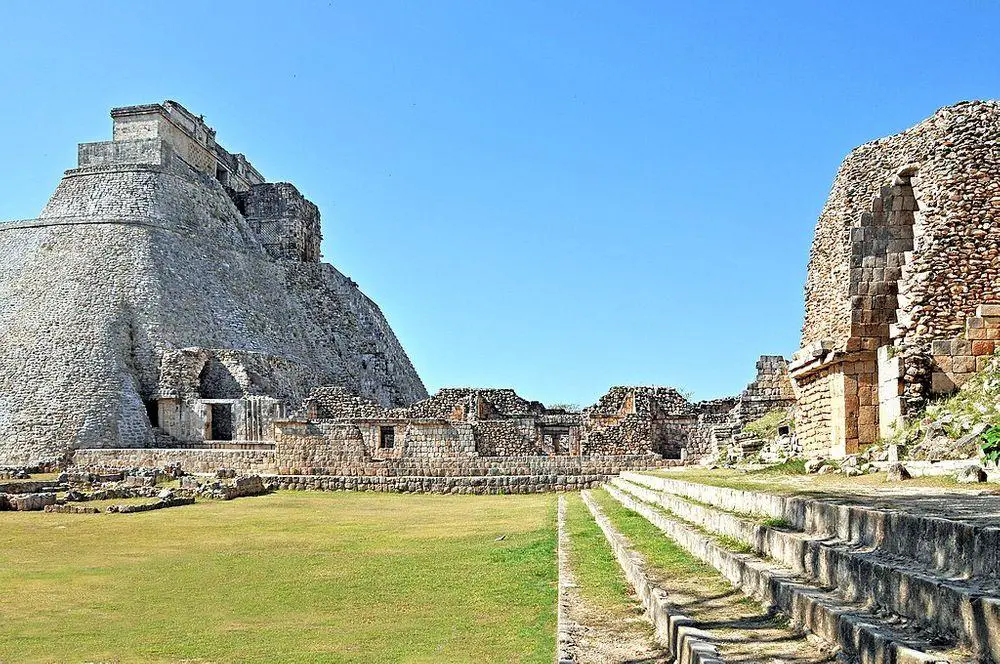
[732,355,796,423]
[62,360,803,478]
[683,356,796,461]
[794,101,1000,457]
[0,101,427,467]
[71,445,683,481]
[687,398,738,461]
[579,386,696,458]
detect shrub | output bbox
[742,408,793,440]
[981,426,1000,465]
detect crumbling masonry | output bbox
[1,101,794,475]
[792,100,1000,457]
[0,100,836,473]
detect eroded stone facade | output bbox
[792,101,1000,457]
[0,101,427,466]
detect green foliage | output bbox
[742,408,793,440]
[897,353,1000,445]
[759,517,793,529]
[981,426,1000,465]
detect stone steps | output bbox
[613,475,999,662]
[579,490,723,663]
[603,482,960,664]
[620,472,1000,582]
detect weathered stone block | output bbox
[977,304,1000,317]
[953,355,976,373]
[931,372,957,394]
[935,355,954,372]
[972,340,995,355]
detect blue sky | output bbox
[1,1,998,406]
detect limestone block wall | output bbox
[111,102,217,181]
[929,304,1000,393]
[70,447,683,481]
[240,183,322,263]
[273,421,371,473]
[387,421,478,458]
[734,356,797,423]
[687,398,738,461]
[472,419,541,456]
[792,365,836,458]
[78,139,168,168]
[73,448,277,474]
[802,103,1000,355]
[303,386,399,420]
[580,386,695,458]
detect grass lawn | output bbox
[589,489,717,584]
[0,491,557,664]
[562,493,632,614]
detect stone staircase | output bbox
[588,472,1000,664]
[564,492,837,663]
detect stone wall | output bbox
[793,101,1000,456]
[581,387,695,458]
[296,386,582,459]
[685,357,796,461]
[928,304,1000,392]
[70,447,683,481]
[471,419,541,456]
[240,183,322,263]
[731,355,796,424]
[688,398,738,461]
[73,448,277,474]
[270,473,607,494]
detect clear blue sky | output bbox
[1,2,998,406]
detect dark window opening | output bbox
[777,425,791,437]
[216,165,230,186]
[144,399,159,427]
[379,426,395,449]
[211,404,233,441]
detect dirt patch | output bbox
[558,495,668,664]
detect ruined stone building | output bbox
[0,101,804,474]
[72,378,795,476]
[689,355,797,460]
[0,101,427,467]
[791,100,1000,457]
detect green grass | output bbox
[758,517,792,529]
[746,458,806,475]
[714,534,753,554]
[0,491,557,664]
[562,493,632,612]
[742,407,793,440]
[589,489,716,579]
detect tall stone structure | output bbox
[0,101,427,466]
[791,100,1000,457]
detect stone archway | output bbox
[847,167,920,446]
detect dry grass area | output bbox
[646,465,989,498]
[0,491,557,663]
[561,493,666,663]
